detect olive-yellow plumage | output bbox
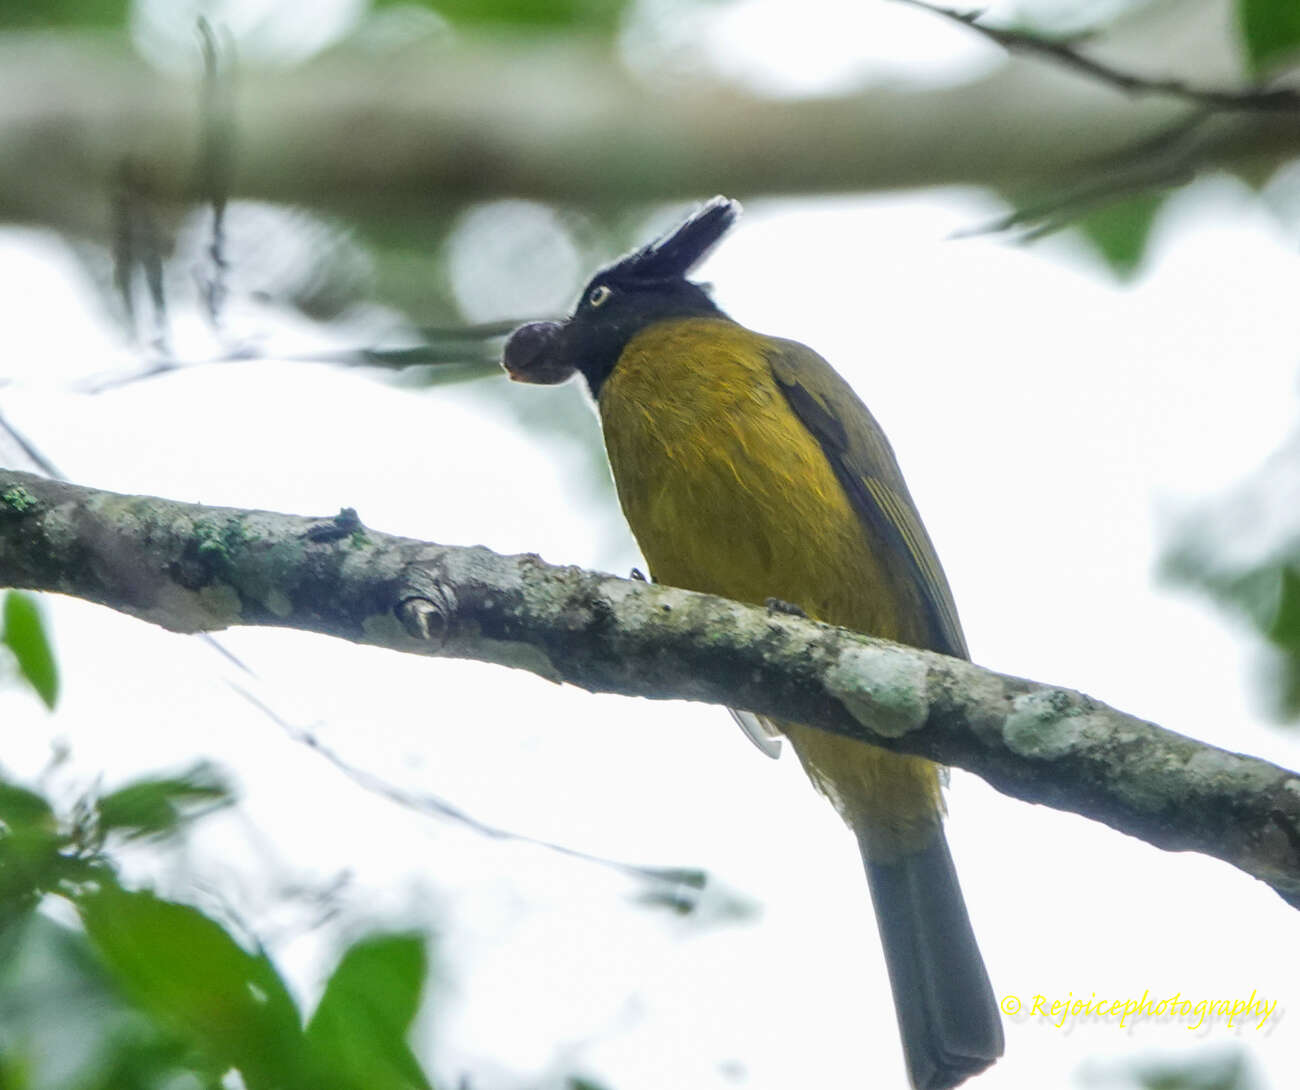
[502,197,1002,1090]
[601,317,943,860]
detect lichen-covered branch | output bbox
[3,468,1299,908]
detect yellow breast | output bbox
[599,318,917,639]
[597,316,942,854]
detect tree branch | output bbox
[3,468,1299,909]
[898,0,1300,112]
[0,33,1291,241]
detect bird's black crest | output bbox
[609,196,740,282]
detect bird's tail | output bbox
[859,826,1004,1090]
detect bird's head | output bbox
[502,196,740,396]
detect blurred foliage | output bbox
[1080,1047,1264,1089]
[305,933,432,1090]
[79,884,313,1089]
[0,764,239,933]
[1080,1048,1267,1089]
[372,0,633,34]
[1077,191,1167,280]
[1160,429,1300,721]
[94,763,231,841]
[2,591,59,710]
[1165,545,1300,719]
[0,778,60,935]
[0,763,439,1090]
[0,0,644,35]
[0,911,226,1090]
[1132,1047,1262,1090]
[0,0,126,29]
[1238,0,1300,75]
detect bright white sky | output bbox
[4,3,1300,1090]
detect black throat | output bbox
[574,281,728,399]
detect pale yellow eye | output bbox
[588,284,613,307]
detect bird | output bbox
[501,197,1003,1090]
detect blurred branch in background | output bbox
[1,0,1298,247]
[0,29,1286,239]
[4,468,1300,909]
[2,0,1298,353]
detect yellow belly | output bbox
[599,318,942,858]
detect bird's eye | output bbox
[587,285,613,308]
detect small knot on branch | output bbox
[396,568,459,644]
[305,507,364,543]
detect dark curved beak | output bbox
[501,321,574,385]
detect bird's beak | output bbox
[502,321,574,385]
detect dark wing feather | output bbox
[765,339,969,660]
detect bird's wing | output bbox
[728,708,783,758]
[764,338,969,660]
[636,560,782,758]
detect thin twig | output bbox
[952,166,1190,242]
[0,409,63,478]
[897,0,1300,111]
[230,682,712,903]
[75,346,502,395]
[953,110,1211,240]
[111,161,172,355]
[196,17,235,336]
[74,320,530,394]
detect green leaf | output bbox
[372,0,631,33]
[1238,0,1300,75]
[2,591,59,709]
[305,933,432,1090]
[1076,192,1165,280]
[1162,533,1300,720]
[79,884,310,1090]
[1264,566,1300,648]
[1131,1045,1254,1090]
[0,778,63,926]
[0,0,128,28]
[96,763,232,840]
[0,781,54,830]
[0,911,228,1090]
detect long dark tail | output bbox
[860,827,1004,1090]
